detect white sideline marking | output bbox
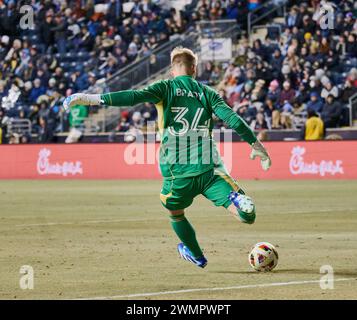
[76,277,357,300]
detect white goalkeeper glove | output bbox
[62,93,103,111]
[250,140,272,171]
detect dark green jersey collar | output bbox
[174,75,193,80]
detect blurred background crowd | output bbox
[198,0,357,141]
[0,0,357,144]
[1,0,193,143]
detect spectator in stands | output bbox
[29,79,46,103]
[255,61,270,83]
[209,65,223,85]
[279,81,295,106]
[344,12,355,33]
[237,101,257,125]
[346,34,357,58]
[0,36,10,60]
[321,94,343,128]
[309,75,323,96]
[325,49,340,72]
[301,14,315,34]
[266,79,280,103]
[251,79,266,102]
[198,61,214,84]
[270,49,284,79]
[235,82,253,112]
[280,100,293,129]
[9,133,20,144]
[286,5,299,28]
[20,134,31,144]
[295,82,310,105]
[140,102,157,124]
[0,107,8,144]
[295,3,308,28]
[281,64,296,87]
[52,14,68,55]
[263,97,279,129]
[251,111,268,131]
[306,92,324,113]
[19,81,33,106]
[79,26,94,51]
[116,110,130,133]
[321,79,339,100]
[39,11,55,52]
[341,79,357,105]
[335,35,346,56]
[226,0,239,20]
[301,109,324,141]
[252,39,267,61]
[130,111,143,129]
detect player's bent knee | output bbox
[169,209,185,216]
[169,210,185,222]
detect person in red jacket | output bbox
[279,81,296,106]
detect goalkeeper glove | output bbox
[250,140,272,171]
[63,93,103,111]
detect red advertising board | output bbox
[0,141,356,180]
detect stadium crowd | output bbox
[198,0,357,138]
[0,0,195,143]
[118,0,357,141]
[0,0,356,144]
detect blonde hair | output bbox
[170,47,198,74]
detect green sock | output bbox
[170,214,203,258]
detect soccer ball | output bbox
[249,242,279,272]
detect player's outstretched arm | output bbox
[63,81,166,111]
[63,93,103,111]
[210,90,271,171]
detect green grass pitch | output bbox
[1,180,357,299]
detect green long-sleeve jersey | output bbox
[101,75,257,179]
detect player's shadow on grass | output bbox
[212,269,357,277]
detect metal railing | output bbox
[348,92,357,126]
[251,23,282,42]
[7,118,32,136]
[247,0,287,39]
[196,20,239,37]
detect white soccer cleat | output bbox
[228,192,256,224]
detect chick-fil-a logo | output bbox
[37,148,83,176]
[289,146,343,176]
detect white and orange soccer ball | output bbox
[249,242,279,272]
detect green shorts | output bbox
[160,165,243,211]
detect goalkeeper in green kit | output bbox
[63,47,272,269]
